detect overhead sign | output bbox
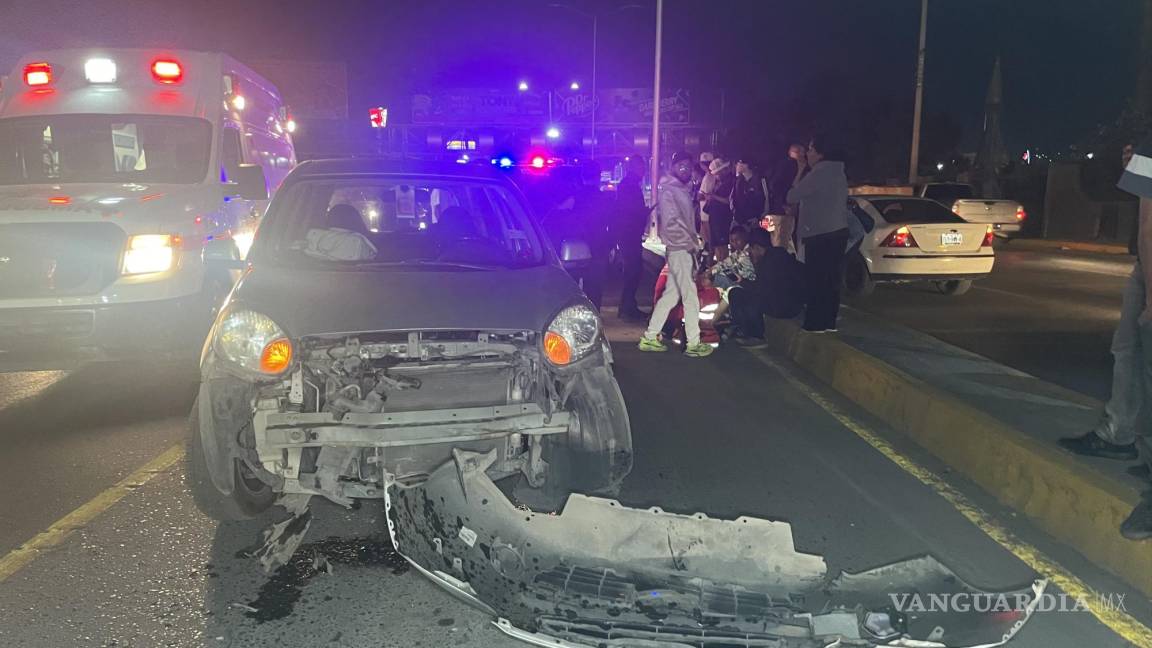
[411,88,691,125]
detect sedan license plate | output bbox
[941,231,964,246]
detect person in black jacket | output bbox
[614,155,650,320]
[732,158,767,230]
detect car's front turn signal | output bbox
[544,305,600,366]
[215,309,293,376]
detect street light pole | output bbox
[591,14,598,159]
[908,0,928,185]
[650,0,663,209]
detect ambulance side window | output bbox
[221,128,244,180]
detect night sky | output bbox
[0,0,1141,154]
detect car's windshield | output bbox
[870,198,967,224]
[922,183,973,204]
[0,114,212,185]
[263,176,546,269]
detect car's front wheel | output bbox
[933,279,973,296]
[185,400,275,521]
[542,365,633,500]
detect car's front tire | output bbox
[543,365,633,500]
[185,400,275,521]
[933,279,973,296]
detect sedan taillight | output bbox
[982,225,995,247]
[880,226,917,248]
[1016,205,1027,221]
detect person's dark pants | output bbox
[582,254,608,310]
[728,287,766,338]
[802,229,849,332]
[618,243,644,314]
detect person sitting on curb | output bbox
[638,155,714,358]
[709,225,756,324]
[1059,142,1152,541]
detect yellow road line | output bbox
[753,351,1152,646]
[0,444,184,583]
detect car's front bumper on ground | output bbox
[388,450,1045,648]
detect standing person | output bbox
[638,155,714,358]
[767,143,808,250]
[571,161,611,310]
[615,155,650,320]
[787,135,849,333]
[1058,143,1152,539]
[733,158,767,230]
[703,157,736,261]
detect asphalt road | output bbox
[0,247,1144,647]
[853,246,1132,401]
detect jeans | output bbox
[728,287,766,338]
[801,229,848,332]
[645,250,701,346]
[1097,261,1152,445]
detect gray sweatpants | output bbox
[1097,260,1152,445]
[645,249,701,346]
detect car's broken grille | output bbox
[537,617,806,647]
[0,223,125,299]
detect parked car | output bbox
[186,158,632,521]
[920,182,1025,238]
[845,196,996,297]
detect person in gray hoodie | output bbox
[787,135,850,332]
[638,155,714,358]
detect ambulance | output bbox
[0,49,295,370]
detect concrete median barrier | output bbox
[761,317,1152,598]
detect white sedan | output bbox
[846,196,995,297]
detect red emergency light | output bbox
[531,156,546,169]
[151,59,183,84]
[24,62,52,87]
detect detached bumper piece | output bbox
[390,451,1045,648]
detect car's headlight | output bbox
[215,309,293,375]
[122,234,177,275]
[543,304,600,366]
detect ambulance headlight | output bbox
[122,234,177,275]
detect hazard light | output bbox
[151,59,183,84]
[23,62,52,87]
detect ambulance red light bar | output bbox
[24,62,52,87]
[151,59,183,84]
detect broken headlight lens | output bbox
[544,304,600,366]
[215,309,293,375]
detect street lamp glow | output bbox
[546,126,561,139]
[936,162,944,171]
[570,81,580,90]
[1086,152,1095,160]
[518,80,529,92]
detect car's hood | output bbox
[0,183,213,230]
[231,263,586,338]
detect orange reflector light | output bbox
[543,331,573,365]
[260,338,293,374]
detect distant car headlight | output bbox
[215,309,293,375]
[122,234,178,275]
[543,304,600,366]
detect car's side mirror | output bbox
[224,164,268,201]
[560,239,592,270]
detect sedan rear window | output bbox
[261,177,545,269]
[869,198,966,224]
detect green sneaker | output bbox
[638,336,668,352]
[684,342,715,358]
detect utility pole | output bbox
[591,14,598,159]
[908,0,928,185]
[650,0,663,209]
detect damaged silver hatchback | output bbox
[188,159,633,520]
[188,159,1044,648]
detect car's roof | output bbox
[292,157,508,181]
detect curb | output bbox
[1005,238,1130,256]
[762,318,1152,598]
